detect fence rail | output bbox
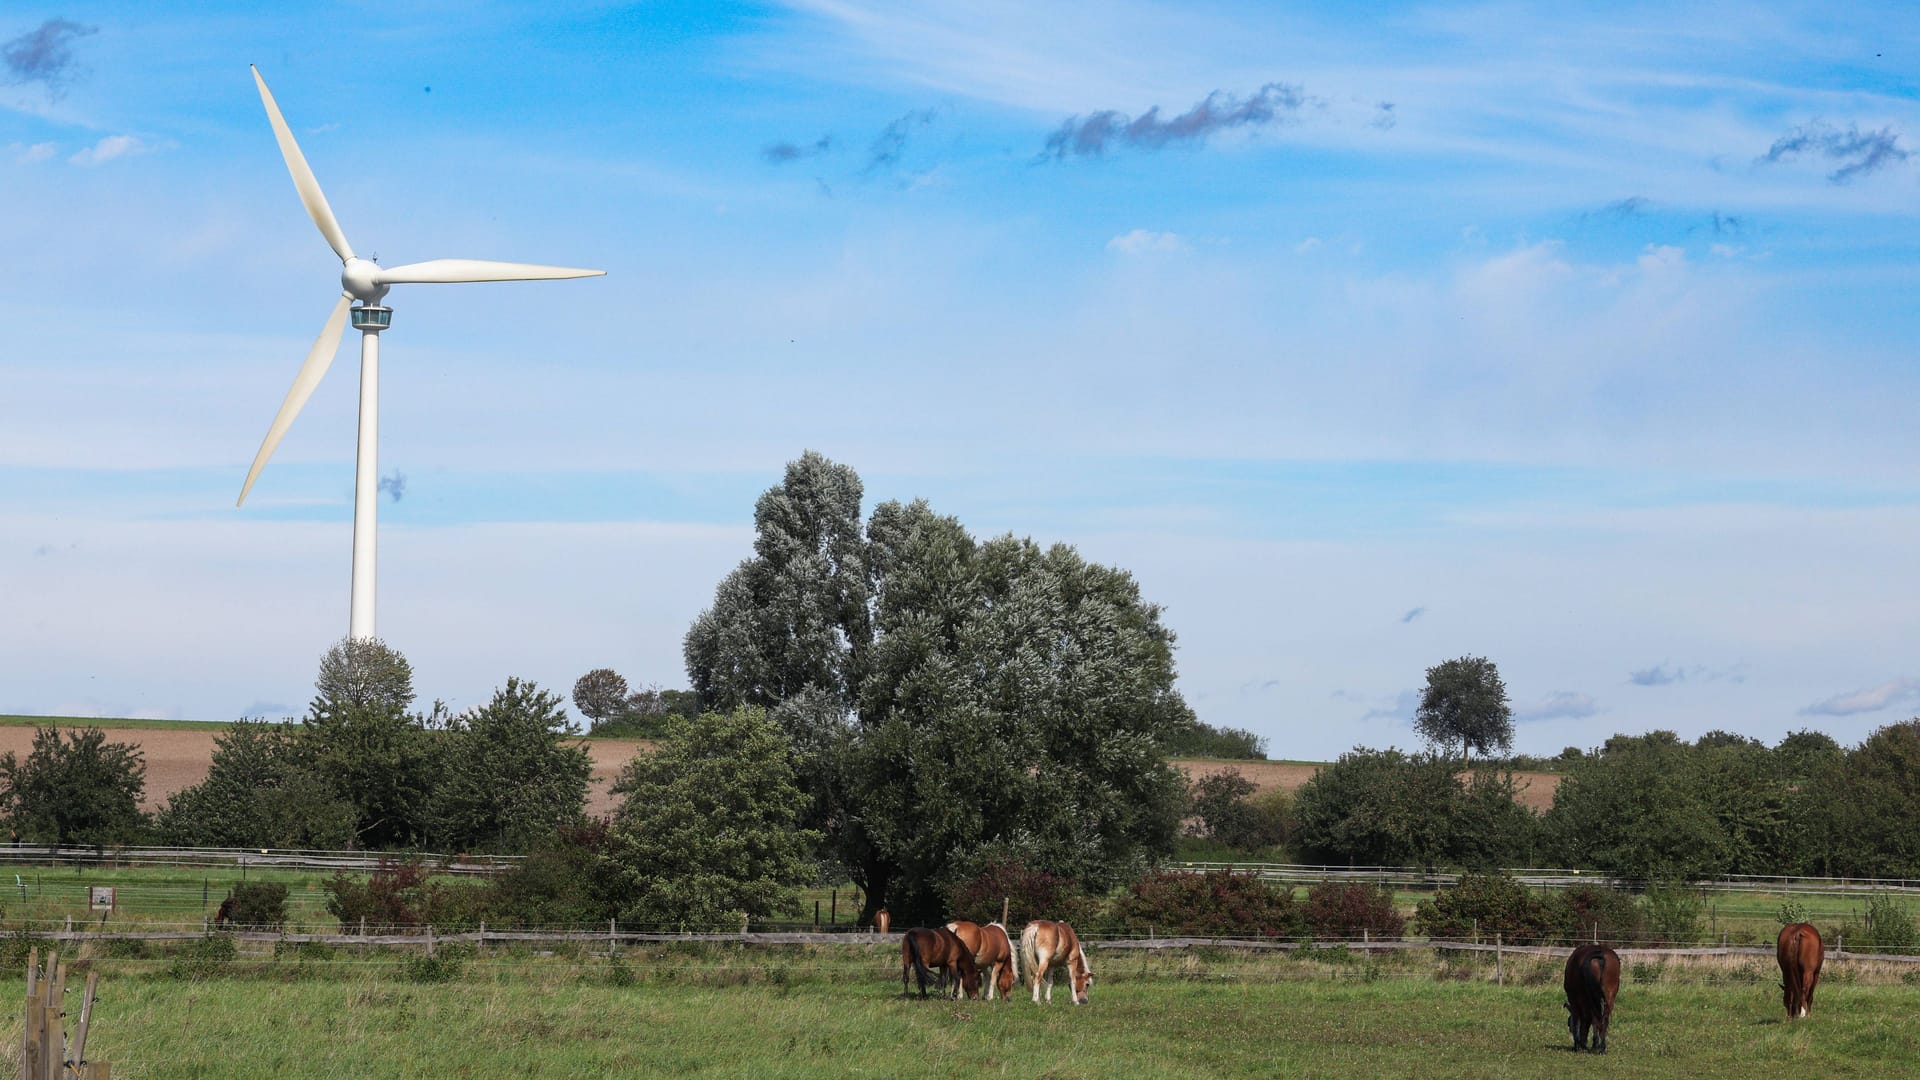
[13,924,1920,963]
[1166,862,1920,894]
[0,846,520,875]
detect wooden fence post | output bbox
[1002,897,1010,927]
[609,919,617,955]
[1495,933,1503,987]
[425,925,434,957]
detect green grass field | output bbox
[14,942,1920,1078]
[0,715,237,732]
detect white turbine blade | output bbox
[373,258,606,285]
[237,293,354,507]
[250,65,354,262]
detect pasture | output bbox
[12,941,1920,1078]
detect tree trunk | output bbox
[856,860,892,929]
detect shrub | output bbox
[402,943,472,984]
[944,856,1094,929]
[1554,884,1645,946]
[1777,898,1810,925]
[1413,872,1560,945]
[1641,883,1705,946]
[1111,870,1302,938]
[1165,721,1267,760]
[485,819,624,928]
[222,882,289,929]
[324,859,490,932]
[1864,893,1918,953]
[1303,882,1406,941]
[165,932,238,980]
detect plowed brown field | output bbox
[0,726,1562,818]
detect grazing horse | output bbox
[1778,922,1825,1019]
[945,920,1020,1000]
[214,896,236,928]
[1021,920,1093,1005]
[901,926,980,1000]
[1563,944,1621,1053]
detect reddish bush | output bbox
[323,858,489,932]
[1302,882,1406,941]
[945,857,1093,927]
[1112,870,1302,938]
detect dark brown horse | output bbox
[1778,922,1825,1019]
[1563,944,1620,1053]
[901,926,980,999]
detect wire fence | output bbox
[1165,862,1920,894]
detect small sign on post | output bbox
[89,886,115,913]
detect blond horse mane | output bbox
[989,921,1019,983]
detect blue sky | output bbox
[3,1,1918,759]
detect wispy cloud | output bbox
[378,470,406,503]
[866,108,935,172]
[1042,82,1314,159]
[68,134,146,166]
[1400,606,1425,624]
[1628,662,1748,687]
[6,141,55,164]
[1758,121,1909,183]
[762,134,832,164]
[3,17,95,99]
[1360,689,1419,723]
[1106,229,1185,255]
[1800,678,1920,718]
[1515,691,1598,722]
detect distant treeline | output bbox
[1201,725,1920,882]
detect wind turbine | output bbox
[235,66,603,641]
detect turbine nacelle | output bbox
[341,258,391,305]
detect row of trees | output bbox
[1229,723,1920,881]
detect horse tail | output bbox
[1020,922,1043,985]
[905,931,935,996]
[994,922,1019,984]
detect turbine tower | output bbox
[236,66,603,641]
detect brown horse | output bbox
[1020,920,1093,1005]
[901,926,980,1000]
[1563,944,1621,1053]
[945,920,1020,1000]
[1778,922,1825,1019]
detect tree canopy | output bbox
[1413,655,1514,766]
[683,452,1191,922]
[0,726,146,848]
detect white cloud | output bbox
[1800,678,1920,718]
[1294,236,1322,253]
[1515,691,1600,722]
[6,142,56,164]
[68,134,146,167]
[1106,228,1187,254]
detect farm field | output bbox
[17,944,1920,1078]
[0,716,1568,816]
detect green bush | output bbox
[401,943,472,984]
[1863,893,1918,952]
[1111,870,1302,938]
[222,882,289,929]
[1554,883,1645,945]
[325,860,490,932]
[165,932,238,980]
[1641,883,1705,946]
[1413,872,1560,945]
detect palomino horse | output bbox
[945,920,1020,1000]
[1777,922,1825,1019]
[1020,920,1093,1005]
[901,926,980,1000]
[1563,944,1621,1053]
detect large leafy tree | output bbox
[570,668,629,727]
[1292,748,1536,869]
[684,453,1191,923]
[1806,720,1920,878]
[1542,732,1735,880]
[156,719,356,849]
[303,637,439,849]
[430,678,591,852]
[0,726,147,849]
[1413,655,1514,766]
[605,707,819,930]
